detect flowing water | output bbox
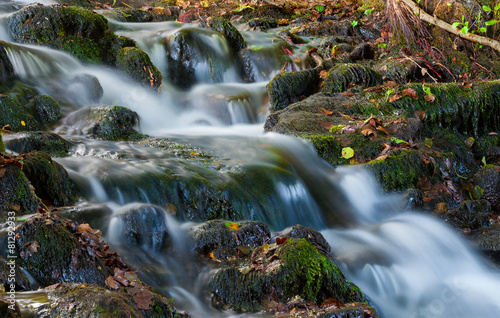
[2,2,500,317]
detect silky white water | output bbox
[1,2,500,317]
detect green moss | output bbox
[208,18,246,52]
[267,68,320,111]
[0,133,5,153]
[116,47,162,90]
[0,165,40,213]
[321,63,382,93]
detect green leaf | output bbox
[485,20,500,26]
[225,221,241,231]
[461,26,469,34]
[495,3,500,11]
[329,124,345,133]
[480,27,487,33]
[390,137,407,144]
[341,147,354,159]
[351,20,358,27]
[422,85,431,95]
[483,5,492,12]
[315,5,325,12]
[364,8,374,15]
[235,5,254,12]
[471,185,484,200]
[451,22,461,28]
[447,2,452,6]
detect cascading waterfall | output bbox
[1,2,500,317]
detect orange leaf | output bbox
[225,221,240,231]
[435,202,447,213]
[424,94,435,102]
[133,288,154,310]
[389,94,401,102]
[402,88,419,99]
[338,112,356,121]
[0,168,5,178]
[77,223,92,233]
[341,92,354,96]
[414,111,426,121]
[385,81,398,87]
[376,126,390,135]
[105,276,120,290]
[317,108,333,115]
[361,128,377,137]
[315,120,335,130]
[319,70,328,80]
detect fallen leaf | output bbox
[341,147,354,159]
[0,168,5,178]
[424,94,435,102]
[361,128,377,137]
[374,154,388,161]
[389,93,401,102]
[338,112,356,121]
[276,237,288,245]
[237,246,251,255]
[316,120,335,130]
[317,108,333,115]
[319,70,328,80]
[238,266,252,274]
[376,126,390,135]
[435,202,447,213]
[402,88,419,99]
[385,81,398,87]
[26,241,40,254]
[133,288,154,310]
[414,111,426,121]
[379,65,388,71]
[225,221,240,231]
[114,268,129,287]
[341,92,354,96]
[464,137,475,148]
[77,223,92,233]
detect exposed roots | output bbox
[386,0,431,47]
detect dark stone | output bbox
[248,18,278,31]
[349,43,375,61]
[0,298,20,318]
[15,214,111,286]
[0,41,15,83]
[447,199,491,229]
[401,188,425,210]
[470,166,500,211]
[0,256,32,291]
[208,18,246,52]
[68,74,104,104]
[58,204,113,233]
[116,47,162,91]
[321,63,382,93]
[22,151,79,207]
[112,204,170,252]
[190,219,271,262]
[28,94,60,126]
[267,68,320,111]
[281,224,331,255]
[3,132,73,157]
[0,164,40,214]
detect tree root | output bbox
[400,0,500,53]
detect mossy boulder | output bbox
[116,47,162,91]
[0,164,40,213]
[27,94,60,126]
[281,224,331,255]
[446,199,492,229]
[15,214,111,286]
[189,219,271,262]
[7,5,135,66]
[0,256,32,291]
[61,105,143,141]
[267,68,320,111]
[209,238,369,312]
[470,166,500,211]
[30,283,187,318]
[22,151,79,206]
[321,63,382,93]
[3,131,73,157]
[208,18,246,52]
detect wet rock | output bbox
[3,132,73,157]
[0,256,32,291]
[67,74,104,104]
[316,36,356,58]
[375,58,426,84]
[321,63,382,93]
[469,222,500,266]
[267,68,320,111]
[209,238,369,312]
[58,204,113,233]
[248,18,278,31]
[116,47,162,91]
[22,151,79,206]
[208,18,246,52]
[401,188,425,210]
[31,283,187,318]
[446,199,491,229]
[27,94,60,126]
[349,43,375,61]
[281,224,331,255]
[15,214,111,286]
[0,298,20,318]
[61,105,143,141]
[0,41,15,83]
[7,5,135,66]
[111,204,170,252]
[190,219,271,262]
[470,166,500,211]
[0,164,40,213]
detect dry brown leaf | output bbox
[379,65,388,71]
[133,288,154,310]
[376,126,390,135]
[315,120,335,130]
[105,276,120,290]
[77,223,92,233]
[338,112,356,121]
[0,168,6,178]
[414,111,426,121]
[27,241,40,253]
[374,154,388,161]
[424,94,435,102]
[385,81,398,87]
[361,128,377,137]
[389,94,401,102]
[316,108,333,115]
[435,202,447,213]
[402,88,419,99]
[341,91,354,96]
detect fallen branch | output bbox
[400,0,500,53]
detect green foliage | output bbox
[315,5,325,12]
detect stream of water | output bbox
[2,2,500,317]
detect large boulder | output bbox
[21,151,79,206]
[0,161,41,213]
[267,68,320,111]
[209,238,370,312]
[7,5,134,66]
[3,131,73,157]
[116,47,162,91]
[15,213,111,286]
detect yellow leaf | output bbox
[21,120,26,126]
[341,147,354,159]
[225,221,240,231]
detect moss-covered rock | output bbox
[470,166,500,211]
[61,105,144,141]
[321,63,382,93]
[15,214,111,286]
[27,94,60,126]
[30,283,187,318]
[3,131,73,157]
[7,5,135,66]
[189,219,271,262]
[209,238,368,312]
[116,47,162,91]
[0,256,32,291]
[22,151,79,206]
[208,18,246,52]
[0,164,40,213]
[446,199,492,229]
[267,68,320,111]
